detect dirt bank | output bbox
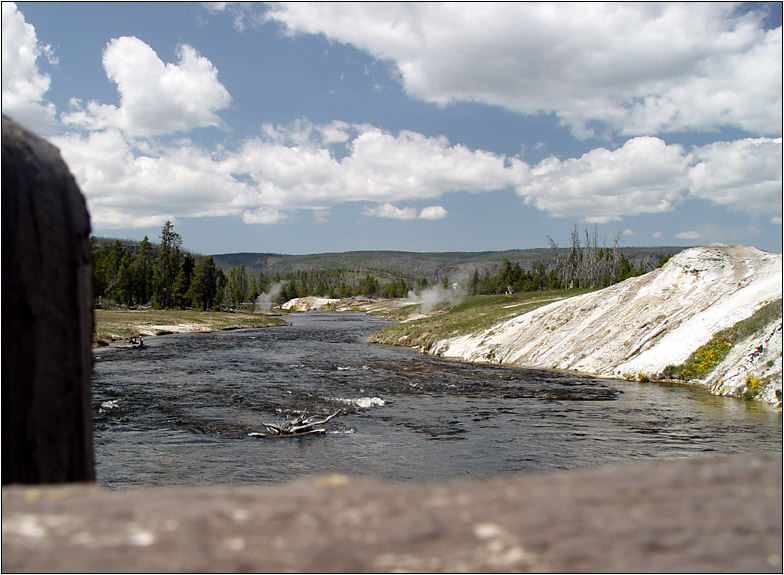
[93,309,287,347]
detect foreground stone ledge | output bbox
[3,454,782,573]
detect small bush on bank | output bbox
[744,374,771,400]
[662,298,782,381]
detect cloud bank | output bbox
[53,119,782,229]
[1,2,56,132]
[264,2,782,138]
[2,2,781,234]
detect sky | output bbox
[3,2,782,255]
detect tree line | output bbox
[464,227,658,296]
[91,221,273,310]
[92,222,663,310]
[465,250,647,296]
[91,221,424,310]
[275,269,421,301]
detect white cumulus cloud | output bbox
[362,204,448,221]
[229,121,530,212]
[264,2,782,138]
[1,2,56,132]
[688,137,783,216]
[514,136,782,223]
[52,129,253,228]
[62,36,231,137]
[363,204,418,220]
[418,205,448,220]
[54,117,783,231]
[53,120,528,229]
[516,137,691,222]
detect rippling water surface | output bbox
[92,312,782,487]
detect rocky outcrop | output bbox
[281,296,341,311]
[431,246,782,403]
[706,319,782,402]
[280,295,405,313]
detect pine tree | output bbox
[130,236,154,305]
[172,253,195,309]
[187,255,218,311]
[468,269,480,296]
[152,221,182,309]
[228,265,249,306]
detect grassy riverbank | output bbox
[94,309,288,347]
[367,289,593,350]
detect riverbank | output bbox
[368,246,782,406]
[93,309,288,347]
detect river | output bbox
[92,312,782,488]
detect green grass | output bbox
[367,289,593,350]
[94,309,287,346]
[661,298,782,381]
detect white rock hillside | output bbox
[432,246,782,404]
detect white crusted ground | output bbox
[431,246,782,404]
[280,296,341,311]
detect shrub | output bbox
[660,364,682,380]
[668,332,735,380]
[743,374,771,400]
[661,298,782,381]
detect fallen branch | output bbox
[247,429,326,439]
[249,410,342,438]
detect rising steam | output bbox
[255,281,285,313]
[407,282,466,313]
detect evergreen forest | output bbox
[91,222,665,310]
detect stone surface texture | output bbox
[3,454,781,573]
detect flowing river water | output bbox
[92,312,782,488]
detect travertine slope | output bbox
[431,246,782,403]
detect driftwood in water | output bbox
[249,410,341,438]
[248,429,326,439]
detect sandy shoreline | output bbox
[93,309,288,348]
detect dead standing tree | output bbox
[609,231,622,286]
[581,227,595,288]
[548,226,622,289]
[547,226,582,288]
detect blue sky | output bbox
[3,2,782,255]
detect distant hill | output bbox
[211,247,687,282]
[92,236,689,282]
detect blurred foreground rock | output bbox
[2,115,94,484]
[3,454,781,573]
